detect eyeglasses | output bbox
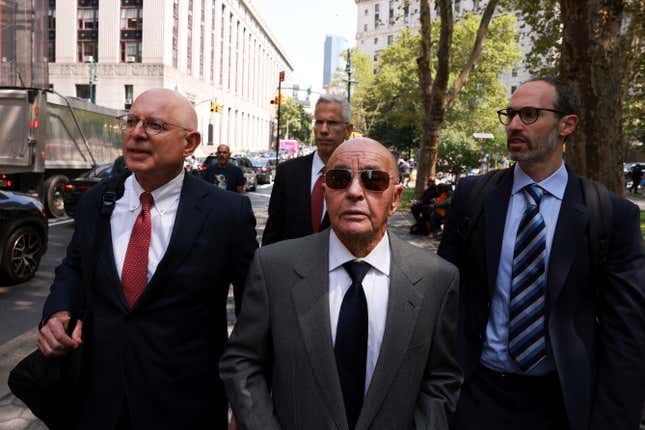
[118,114,193,135]
[497,107,566,126]
[314,119,346,128]
[325,169,392,192]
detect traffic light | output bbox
[210,101,223,113]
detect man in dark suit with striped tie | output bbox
[438,77,645,430]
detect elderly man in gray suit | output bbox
[220,137,461,430]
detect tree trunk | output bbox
[560,0,625,194]
[414,0,499,198]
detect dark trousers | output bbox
[453,364,570,430]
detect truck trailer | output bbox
[0,87,124,217]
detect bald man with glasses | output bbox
[221,137,461,430]
[38,88,257,429]
[439,77,645,430]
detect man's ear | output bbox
[344,123,354,140]
[559,114,579,138]
[183,131,201,157]
[389,183,404,215]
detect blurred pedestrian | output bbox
[439,77,645,430]
[37,88,258,429]
[201,144,246,193]
[221,138,461,430]
[262,94,353,245]
[630,163,643,194]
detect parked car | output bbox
[0,191,48,284]
[231,157,257,192]
[251,158,276,184]
[62,163,114,217]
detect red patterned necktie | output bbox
[311,167,326,232]
[121,192,153,307]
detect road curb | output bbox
[0,329,38,400]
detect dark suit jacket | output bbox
[220,230,462,430]
[42,173,258,430]
[262,153,329,246]
[437,166,645,430]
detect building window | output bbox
[210,0,216,82]
[77,0,98,62]
[387,35,393,45]
[120,0,142,63]
[511,85,517,94]
[199,0,205,79]
[121,41,142,62]
[220,5,225,85]
[120,7,142,29]
[76,84,95,100]
[374,37,378,45]
[48,0,56,62]
[389,2,394,25]
[124,84,133,108]
[78,7,98,29]
[374,3,380,27]
[363,23,367,32]
[512,68,518,77]
[455,0,461,14]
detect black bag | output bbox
[8,172,128,429]
[8,339,84,429]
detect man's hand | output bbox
[37,311,83,357]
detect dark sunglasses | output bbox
[325,169,392,192]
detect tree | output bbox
[511,0,644,193]
[414,0,502,198]
[276,97,312,143]
[359,13,519,158]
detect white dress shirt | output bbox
[310,151,327,221]
[328,229,390,392]
[111,170,184,282]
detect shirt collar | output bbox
[512,161,567,200]
[125,169,185,214]
[312,150,326,175]
[328,229,391,276]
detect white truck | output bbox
[0,87,124,217]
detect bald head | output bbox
[328,137,398,179]
[136,88,197,130]
[324,137,403,257]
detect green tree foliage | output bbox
[510,0,644,151]
[276,97,312,143]
[357,13,520,166]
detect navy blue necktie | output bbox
[509,184,548,372]
[335,260,371,430]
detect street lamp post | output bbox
[88,56,97,104]
[275,71,285,165]
[345,48,352,104]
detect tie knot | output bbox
[140,192,154,210]
[343,260,371,285]
[523,184,544,207]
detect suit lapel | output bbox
[132,175,209,309]
[547,172,587,305]
[358,234,423,430]
[302,153,314,229]
[291,231,347,430]
[484,171,513,294]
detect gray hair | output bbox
[315,94,352,124]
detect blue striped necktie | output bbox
[509,184,547,372]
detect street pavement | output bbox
[0,184,438,430]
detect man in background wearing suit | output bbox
[221,138,461,430]
[37,89,258,429]
[262,94,353,245]
[438,77,645,430]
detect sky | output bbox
[253,0,357,92]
